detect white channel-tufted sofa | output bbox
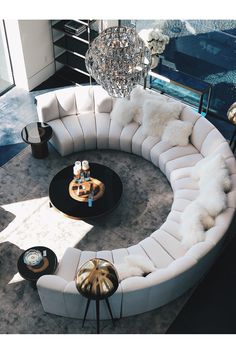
[35,85,236,320]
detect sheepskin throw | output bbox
[114,255,155,281]
[162,120,193,146]
[110,98,135,126]
[181,153,231,249]
[142,99,183,137]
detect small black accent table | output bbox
[49,163,123,220]
[17,246,58,283]
[21,122,52,158]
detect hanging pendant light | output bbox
[85,26,151,98]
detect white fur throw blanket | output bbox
[114,255,155,281]
[142,98,182,138]
[181,153,231,249]
[110,86,191,145]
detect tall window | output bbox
[121,20,236,120]
[0,20,14,95]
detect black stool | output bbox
[76,258,119,334]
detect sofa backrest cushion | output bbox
[75,86,94,113]
[55,87,77,118]
[93,85,113,113]
[36,92,60,123]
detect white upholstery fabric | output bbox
[56,247,81,281]
[93,85,113,113]
[75,86,94,113]
[139,237,174,268]
[78,112,97,150]
[60,115,85,152]
[151,229,186,259]
[78,251,97,269]
[131,126,147,156]
[48,119,74,157]
[142,136,161,161]
[190,117,215,152]
[120,122,139,153]
[109,119,123,150]
[95,113,111,149]
[56,88,77,117]
[36,92,59,123]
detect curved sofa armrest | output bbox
[37,274,67,291]
[35,92,60,123]
[36,275,69,316]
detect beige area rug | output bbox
[0,145,194,334]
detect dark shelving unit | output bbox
[52,20,98,85]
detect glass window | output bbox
[121,20,236,120]
[0,20,14,95]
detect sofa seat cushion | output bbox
[139,237,174,268]
[131,126,147,156]
[120,122,139,153]
[150,140,173,167]
[174,189,200,201]
[150,229,186,259]
[160,219,182,241]
[48,119,74,156]
[158,144,200,175]
[141,136,161,161]
[170,166,194,186]
[171,176,199,191]
[109,119,123,150]
[166,154,203,181]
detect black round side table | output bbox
[17,246,58,283]
[21,122,52,158]
[76,258,119,334]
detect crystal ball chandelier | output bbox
[85,26,151,98]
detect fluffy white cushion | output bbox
[142,99,183,137]
[181,153,231,248]
[114,255,155,281]
[197,186,227,218]
[124,255,155,273]
[192,153,231,217]
[115,263,143,281]
[130,86,147,125]
[162,120,193,146]
[192,154,231,192]
[110,98,135,126]
[180,200,215,249]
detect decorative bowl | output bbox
[23,249,43,267]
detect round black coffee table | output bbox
[17,246,58,283]
[49,163,123,219]
[21,122,52,158]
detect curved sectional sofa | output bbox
[35,85,236,320]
